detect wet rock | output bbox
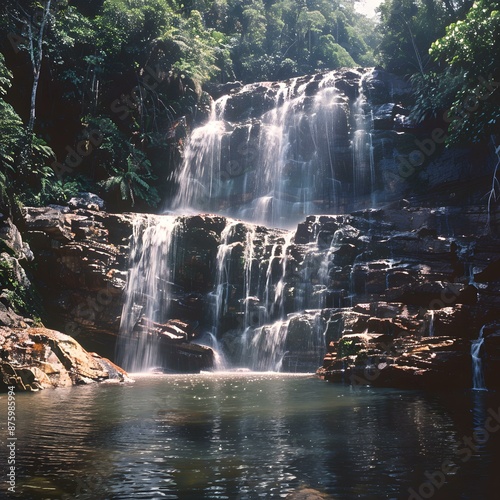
[162,343,214,373]
[371,103,397,130]
[362,68,411,105]
[24,206,73,242]
[386,282,475,308]
[319,333,472,390]
[0,218,24,256]
[204,81,244,100]
[323,310,369,344]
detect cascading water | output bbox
[427,310,435,337]
[171,96,230,213]
[352,74,376,206]
[273,231,295,316]
[471,325,487,391]
[197,332,228,371]
[210,220,240,335]
[170,70,369,228]
[247,319,290,371]
[119,69,388,373]
[116,215,180,372]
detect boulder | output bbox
[0,326,128,391]
[68,192,106,211]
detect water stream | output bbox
[116,215,180,372]
[472,325,487,391]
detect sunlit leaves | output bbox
[428,0,500,143]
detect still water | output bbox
[1,373,500,500]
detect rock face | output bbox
[0,211,130,391]
[18,201,500,389]
[21,207,217,375]
[0,327,127,391]
[22,206,133,358]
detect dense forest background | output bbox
[0,0,498,213]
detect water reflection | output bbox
[1,375,500,499]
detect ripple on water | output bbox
[2,373,500,499]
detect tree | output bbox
[375,1,478,74]
[0,53,23,174]
[428,0,500,143]
[314,34,355,70]
[4,0,53,135]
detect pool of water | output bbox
[1,373,500,499]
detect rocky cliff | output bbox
[1,199,497,390]
[0,210,128,391]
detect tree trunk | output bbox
[27,0,51,136]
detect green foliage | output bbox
[409,70,467,123]
[0,53,22,176]
[99,155,160,207]
[376,0,451,74]
[426,0,500,143]
[430,1,500,71]
[314,35,356,70]
[0,53,12,98]
[231,0,377,80]
[0,100,24,174]
[22,174,89,207]
[337,338,361,358]
[0,257,39,317]
[375,1,498,145]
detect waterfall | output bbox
[170,71,364,227]
[428,310,435,337]
[117,69,390,373]
[471,325,487,391]
[273,231,295,316]
[247,319,290,371]
[210,220,240,335]
[242,224,257,327]
[116,215,180,372]
[171,96,230,213]
[197,332,228,371]
[352,73,376,206]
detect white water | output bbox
[428,310,435,337]
[170,71,362,228]
[116,215,180,372]
[472,325,487,391]
[171,96,230,212]
[273,231,295,316]
[197,332,228,371]
[120,70,383,373]
[248,319,290,371]
[210,220,240,334]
